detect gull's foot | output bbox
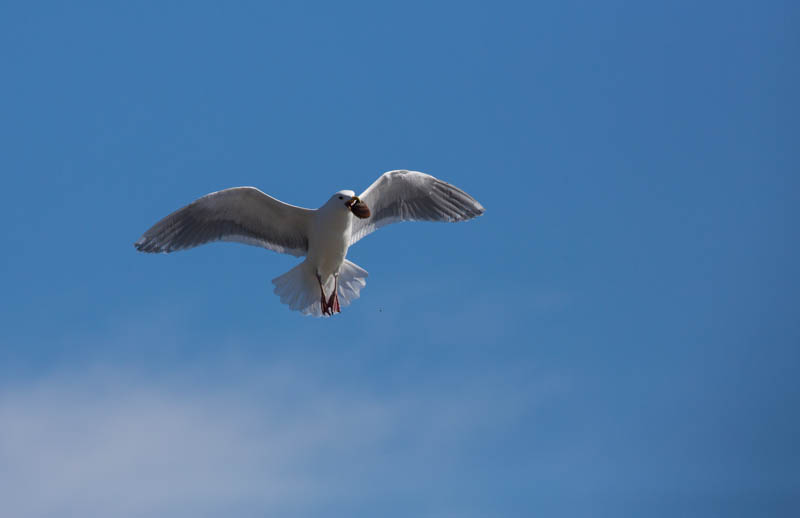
[327,290,341,314]
[317,272,332,316]
[320,294,331,316]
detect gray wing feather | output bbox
[349,170,485,245]
[135,187,313,257]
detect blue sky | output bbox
[1,1,798,516]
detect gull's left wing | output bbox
[135,187,313,256]
[349,170,484,245]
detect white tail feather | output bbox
[272,259,368,317]
[337,259,368,308]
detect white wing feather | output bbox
[349,170,484,245]
[135,187,313,257]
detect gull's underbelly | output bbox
[307,215,351,280]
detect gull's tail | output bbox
[337,260,369,309]
[272,259,368,317]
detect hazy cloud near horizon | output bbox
[0,357,563,518]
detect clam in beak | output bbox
[346,196,371,219]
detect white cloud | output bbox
[0,361,564,517]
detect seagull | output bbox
[135,170,484,316]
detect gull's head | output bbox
[327,190,370,219]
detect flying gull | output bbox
[135,170,484,316]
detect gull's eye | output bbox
[338,196,343,200]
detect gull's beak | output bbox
[347,196,370,219]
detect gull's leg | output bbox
[317,273,331,316]
[326,273,341,314]
[333,273,341,313]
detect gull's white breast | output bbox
[306,208,352,280]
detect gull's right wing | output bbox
[349,170,484,245]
